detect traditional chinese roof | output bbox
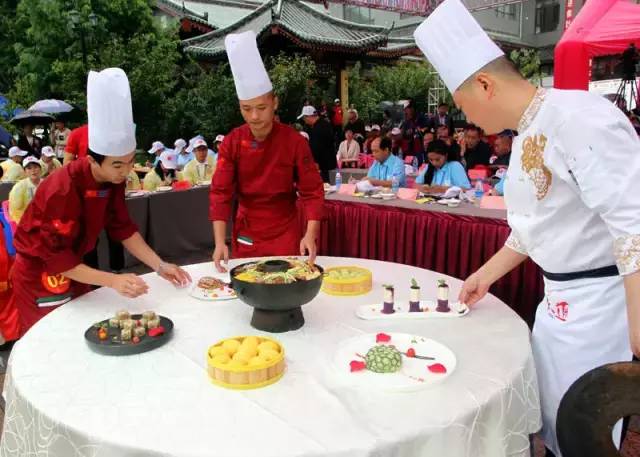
[182,0,416,59]
[156,0,214,30]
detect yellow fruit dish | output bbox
[207,336,285,390]
[322,266,373,296]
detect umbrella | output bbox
[10,110,54,126]
[28,99,74,114]
[0,124,11,147]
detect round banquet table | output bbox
[0,257,541,457]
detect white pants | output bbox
[532,275,632,456]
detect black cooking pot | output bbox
[230,260,324,311]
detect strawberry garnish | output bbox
[406,348,416,358]
[349,361,366,372]
[428,363,447,374]
[376,333,391,343]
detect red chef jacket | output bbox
[10,158,137,337]
[210,122,324,258]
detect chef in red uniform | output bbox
[10,68,191,337]
[210,31,324,272]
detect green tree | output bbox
[164,62,242,143]
[348,60,436,123]
[8,0,184,147]
[509,48,545,85]
[0,0,18,95]
[268,53,317,123]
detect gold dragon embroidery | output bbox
[521,134,552,200]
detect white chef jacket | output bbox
[504,88,640,277]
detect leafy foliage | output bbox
[509,48,545,85]
[348,60,437,123]
[268,53,318,123]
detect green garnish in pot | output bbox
[411,278,419,288]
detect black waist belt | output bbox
[542,265,619,282]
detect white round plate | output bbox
[333,332,456,392]
[188,276,236,301]
[356,301,469,320]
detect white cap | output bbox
[9,147,27,158]
[300,131,309,140]
[372,124,381,131]
[225,31,273,101]
[334,98,340,103]
[159,150,177,170]
[41,146,56,157]
[365,126,372,132]
[148,141,165,154]
[22,156,41,168]
[87,68,136,157]
[192,138,208,149]
[391,127,402,135]
[214,135,225,143]
[297,106,317,120]
[413,0,504,93]
[186,135,203,153]
[174,138,187,149]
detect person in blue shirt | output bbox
[175,138,193,170]
[415,139,470,193]
[364,137,406,187]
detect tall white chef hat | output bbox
[87,68,136,157]
[224,31,273,101]
[413,0,504,93]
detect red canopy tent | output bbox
[554,0,640,90]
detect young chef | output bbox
[10,68,191,337]
[209,31,324,272]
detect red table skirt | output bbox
[302,200,545,327]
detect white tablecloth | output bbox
[0,257,541,457]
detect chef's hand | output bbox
[213,244,229,273]
[157,262,192,288]
[111,274,149,298]
[458,270,492,307]
[300,234,317,264]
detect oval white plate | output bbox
[333,332,456,392]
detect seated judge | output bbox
[364,136,406,187]
[143,150,182,191]
[9,156,42,223]
[488,129,513,169]
[182,137,216,185]
[415,139,470,193]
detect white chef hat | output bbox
[148,141,165,154]
[87,68,136,157]
[225,31,273,101]
[214,135,225,143]
[8,147,26,158]
[413,0,504,93]
[41,146,56,157]
[22,156,41,168]
[159,150,177,170]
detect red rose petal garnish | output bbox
[406,348,416,358]
[350,361,366,372]
[376,333,391,343]
[148,326,165,337]
[428,363,447,374]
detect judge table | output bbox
[0,257,541,457]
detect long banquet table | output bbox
[0,257,541,457]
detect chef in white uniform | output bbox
[414,1,640,456]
